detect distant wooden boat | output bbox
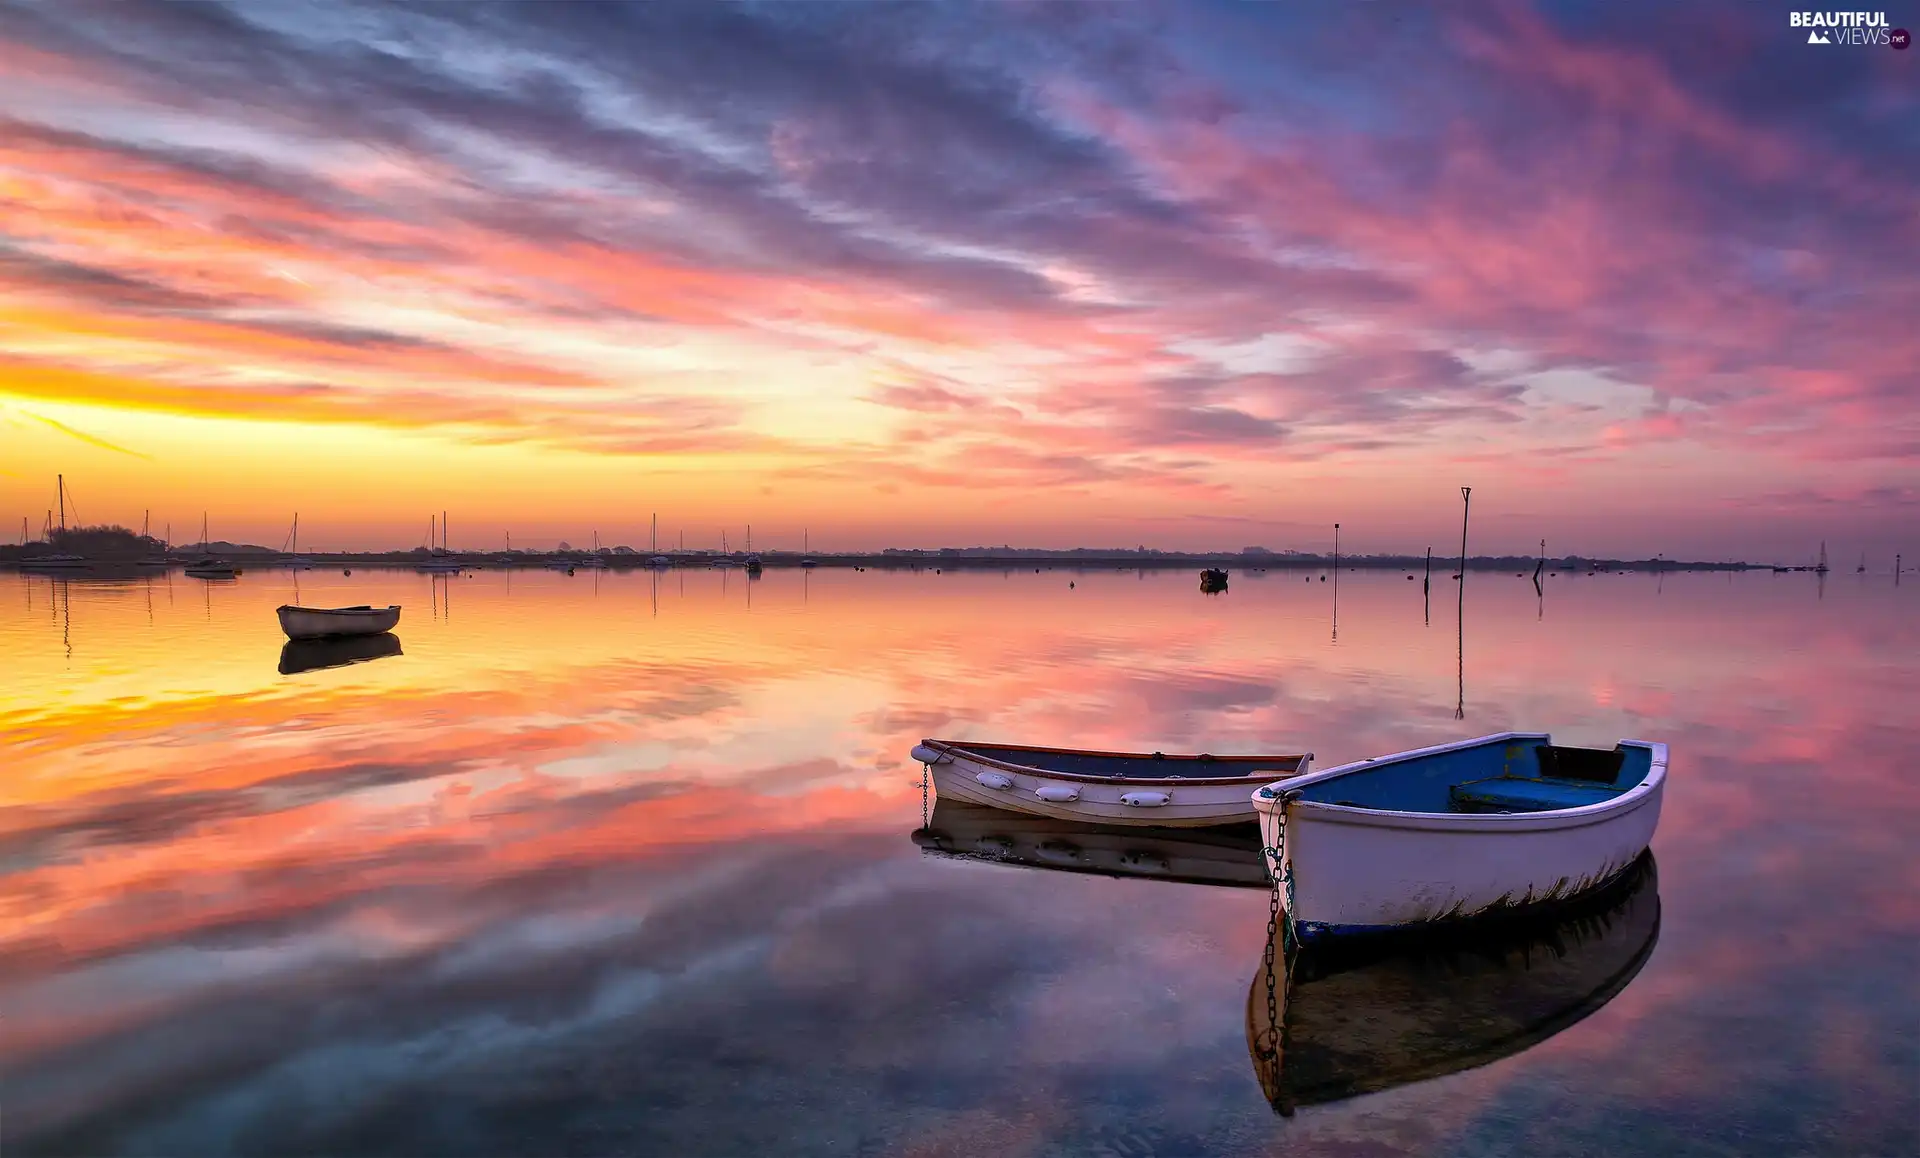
[1253,732,1666,942]
[276,604,402,640]
[278,631,403,675]
[1247,852,1659,1115]
[913,800,1268,888]
[912,740,1314,828]
[1200,567,1229,592]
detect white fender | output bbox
[974,771,1015,790]
[1121,791,1172,807]
[1034,785,1080,803]
[911,745,953,765]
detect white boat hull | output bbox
[919,745,1311,828]
[276,605,402,640]
[1256,735,1665,938]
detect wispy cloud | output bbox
[15,407,150,458]
[0,0,1911,551]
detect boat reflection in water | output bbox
[1247,851,1660,1116]
[911,800,1268,888]
[277,631,404,675]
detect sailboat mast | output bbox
[57,474,66,531]
[443,510,448,553]
[293,512,299,555]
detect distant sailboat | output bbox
[577,529,609,569]
[418,511,462,572]
[745,524,762,574]
[22,474,90,570]
[1857,552,1866,575]
[648,514,670,569]
[801,528,817,568]
[283,513,314,570]
[185,512,238,579]
[137,509,169,567]
[1813,542,1830,574]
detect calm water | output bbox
[2,566,1915,1157]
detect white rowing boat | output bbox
[912,740,1313,827]
[1253,731,1665,942]
[276,604,402,640]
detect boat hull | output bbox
[920,744,1310,828]
[1256,737,1665,938]
[276,605,402,640]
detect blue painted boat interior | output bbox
[1294,739,1652,814]
[956,745,1298,780]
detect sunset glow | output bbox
[0,2,1913,557]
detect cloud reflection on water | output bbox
[0,567,1914,1155]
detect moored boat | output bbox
[20,554,91,571]
[913,740,1313,828]
[276,603,402,640]
[184,557,238,579]
[912,800,1268,888]
[1252,732,1665,942]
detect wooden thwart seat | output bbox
[1449,777,1622,813]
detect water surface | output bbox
[3,566,1915,1156]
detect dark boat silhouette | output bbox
[1247,852,1660,1115]
[277,632,404,675]
[911,799,1268,888]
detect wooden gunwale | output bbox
[924,739,1311,788]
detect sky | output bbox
[0,0,1913,560]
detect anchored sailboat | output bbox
[648,514,670,569]
[418,511,462,572]
[185,512,238,579]
[282,513,314,570]
[21,474,89,571]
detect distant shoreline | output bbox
[1,549,1772,573]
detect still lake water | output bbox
[2,565,1915,1157]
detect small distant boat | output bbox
[913,740,1314,828]
[913,800,1269,888]
[276,604,402,640]
[278,631,403,675]
[20,554,90,571]
[800,529,817,568]
[648,555,672,569]
[1200,567,1229,593]
[1253,732,1665,943]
